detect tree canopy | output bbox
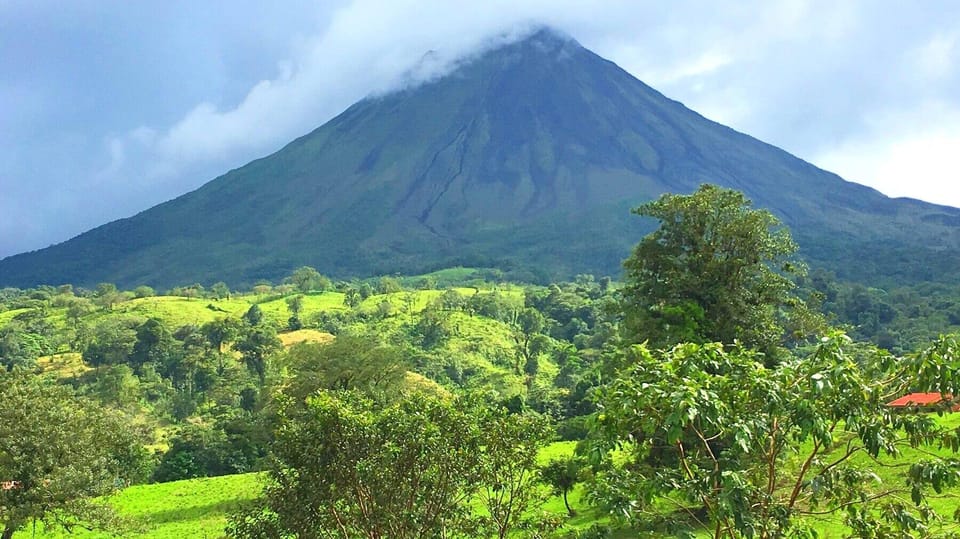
[229,392,485,539]
[0,370,142,539]
[228,385,555,539]
[287,266,331,294]
[621,184,816,356]
[593,334,960,538]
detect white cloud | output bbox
[103,2,553,187]
[99,0,764,192]
[814,102,960,206]
[913,33,958,81]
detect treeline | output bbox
[801,270,960,353]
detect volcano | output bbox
[3,28,959,288]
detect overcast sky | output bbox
[2,0,959,259]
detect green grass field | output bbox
[15,443,584,539]
[16,422,960,538]
[14,473,262,539]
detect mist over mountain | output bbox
[3,28,959,289]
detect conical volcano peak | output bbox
[516,26,581,54]
[476,25,584,68]
[388,26,581,97]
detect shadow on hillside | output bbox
[142,499,246,525]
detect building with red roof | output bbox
[887,392,960,411]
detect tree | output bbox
[65,296,95,325]
[228,392,486,539]
[285,294,303,317]
[621,184,814,357]
[476,408,554,539]
[201,317,241,355]
[235,325,281,385]
[376,299,395,319]
[228,388,556,539]
[65,297,96,349]
[0,370,142,538]
[377,276,403,294]
[281,335,407,403]
[512,307,547,374]
[241,304,264,327]
[358,282,374,299]
[130,317,176,372]
[86,364,142,409]
[413,307,452,349]
[286,294,304,330]
[593,334,960,538]
[435,289,467,311]
[343,287,362,308]
[542,456,584,517]
[82,317,138,372]
[152,420,266,483]
[132,285,155,298]
[93,282,124,311]
[288,266,330,294]
[0,322,44,371]
[210,282,231,300]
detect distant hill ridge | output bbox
[3,27,960,288]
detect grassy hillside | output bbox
[15,443,591,539]
[5,273,960,538]
[18,426,960,539]
[0,286,535,400]
[13,473,262,539]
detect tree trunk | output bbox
[563,490,576,517]
[3,522,17,539]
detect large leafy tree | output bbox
[228,389,554,539]
[593,334,960,538]
[130,317,176,371]
[201,317,242,356]
[234,325,281,385]
[0,370,142,539]
[287,266,331,294]
[228,392,486,539]
[476,408,553,539]
[281,335,407,403]
[621,184,816,357]
[81,316,139,373]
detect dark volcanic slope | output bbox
[3,28,960,288]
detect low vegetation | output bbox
[4,186,960,537]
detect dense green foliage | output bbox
[621,185,819,357]
[594,335,960,537]
[0,370,144,538]
[229,392,556,539]
[230,392,485,538]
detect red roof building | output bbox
[887,392,960,411]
